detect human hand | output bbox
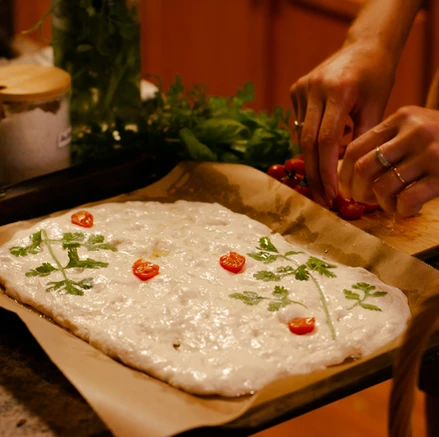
[339,106,439,217]
[290,42,397,205]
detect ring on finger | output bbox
[294,120,305,128]
[375,146,393,168]
[392,166,406,186]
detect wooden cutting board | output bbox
[351,197,439,258]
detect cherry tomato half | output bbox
[288,317,316,335]
[331,194,351,212]
[357,202,380,213]
[285,158,306,176]
[339,202,366,220]
[71,211,94,228]
[267,164,287,181]
[219,252,246,274]
[132,259,160,281]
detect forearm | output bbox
[344,0,423,61]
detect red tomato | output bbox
[288,317,316,335]
[281,176,299,188]
[71,211,94,228]
[357,202,380,213]
[294,154,304,161]
[294,185,313,200]
[332,194,351,212]
[219,252,246,274]
[339,202,366,220]
[285,158,306,176]
[132,259,160,281]
[267,164,287,181]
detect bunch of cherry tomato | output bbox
[267,156,379,221]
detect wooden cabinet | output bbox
[12,0,437,115]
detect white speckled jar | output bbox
[0,64,72,186]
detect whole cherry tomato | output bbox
[219,251,246,273]
[288,317,316,335]
[132,259,160,281]
[285,158,306,176]
[282,176,299,188]
[339,202,366,220]
[267,164,287,181]
[71,211,94,228]
[294,185,313,200]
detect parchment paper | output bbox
[1,162,439,437]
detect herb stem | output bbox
[284,254,336,340]
[42,230,68,282]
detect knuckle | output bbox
[343,142,359,163]
[300,133,316,152]
[353,157,369,179]
[318,130,338,147]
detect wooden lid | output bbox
[0,64,71,103]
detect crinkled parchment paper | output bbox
[1,162,439,437]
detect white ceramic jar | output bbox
[0,64,72,185]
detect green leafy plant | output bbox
[10,231,117,296]
[248,237,337,340]
[230,285,306,312]
[343,282,388,311]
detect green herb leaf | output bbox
[25,263,58,277]
[272,285,289,298]
[253,271,281,281]
[352,282,375,293]
[276,266,295,274]
[247,251,279,264]
[360,303,382,312]
[267,301,288,312]
[257,237,278,253]
[306,257,336,278]
[294,265,310,281]
[229,291,266,306]
[179,127,217,161]
[65,248,109,269]
[10,231,43,257]
[371,291,388,297]
[84,234,117,252]
[343,289,361,300]
[285,251,303,256]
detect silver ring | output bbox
[294,120,304,128]
[375,146,392,168]
[392,166,406,185]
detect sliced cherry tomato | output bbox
[339,202,366,220]
[219,251,246,274]
[288,317,316,335]
[281,176,299,188]
[267,164,287,181]
[357,202,380,213]
[132,259,160,281]
[332,194,351,212]
[71,211,94,228]
[294,184,313,200]
[285,158,306,176]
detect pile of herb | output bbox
[72,77,299,170]
[50,0,141,126]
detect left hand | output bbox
[339,105,439,217]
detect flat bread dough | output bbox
[0,201,410,396]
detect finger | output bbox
[396,175,439,217]
[318,99,352,202]
[300,92,326,205]
[372,156,424,213]
[352,103,386,139]
[350,134,414,202]
[290,81,307,140]
[339,117,399,198]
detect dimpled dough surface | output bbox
[0,201,410,397]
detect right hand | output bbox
[290,42,397,205]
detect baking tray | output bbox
[1,160,439,437]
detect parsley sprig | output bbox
[248,237,337,340]
[230,285,306,312]
[344,282,388,311]
[10,230,116,296]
